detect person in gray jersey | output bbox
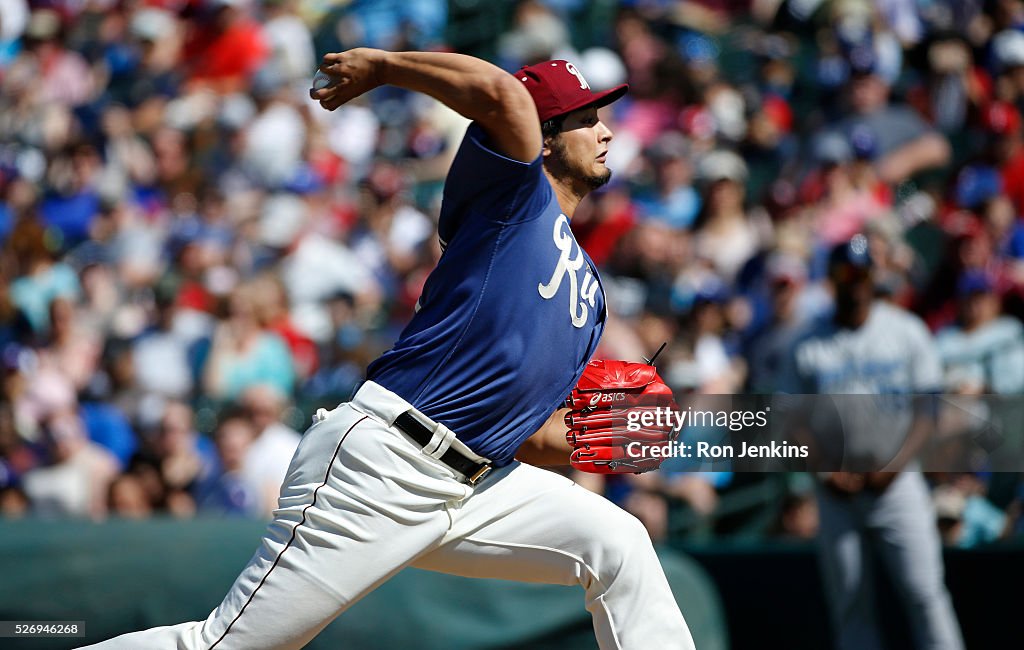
[782,235,965,650]
[936,270,1024,395]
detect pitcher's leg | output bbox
[78,408,464,650]
[413,463,695,650]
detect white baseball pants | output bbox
[78,381,696,650]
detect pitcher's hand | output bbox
[310,48,387,111]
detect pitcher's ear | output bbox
[542,136,554,158]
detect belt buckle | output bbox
[467,465,492,486]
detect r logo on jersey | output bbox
[538,214,600,328]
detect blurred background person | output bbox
[937,270,1024,394]
[21,408,118,519]
[783,237,965,650]
[201,282,296,401]
[238,383,301,516]
[196,408,261,517]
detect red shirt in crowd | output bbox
[184,13,268,90]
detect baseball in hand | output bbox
[311,70,339,92]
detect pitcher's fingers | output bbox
[320,95,345,111]
[318,62,339,75]
[320,52,346,67]
[310,86,335,101]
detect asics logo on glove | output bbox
[589,392,626,406]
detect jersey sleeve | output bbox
[438,123,549,245]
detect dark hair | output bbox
[216,405,253,434]
[542,116,566,140]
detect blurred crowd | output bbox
[0,0,1022,547]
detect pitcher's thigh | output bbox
[415,464,653,585]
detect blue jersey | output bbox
[367,124,606,466]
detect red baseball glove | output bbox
[564,359,679,474]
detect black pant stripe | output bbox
[208,415,369,649]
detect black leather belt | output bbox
[393,411,493,485]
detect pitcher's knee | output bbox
[589,510,656,583]
[618,509,654,545]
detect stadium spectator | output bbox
[201,283,296,400]
[684,277,745,393]
[808,131,890,246]
[242,70,308,188]
[21,408,118,519]
[14,9,96,107]
[196,408,261,517]
[351,161,434,300]
[936,270,1024,394]
[6,219,80,336]
[238,383,301,516]
[862,215,919,304]
[634,132,701,230]
[985,102,1024,214]
[260,0,316,84]
[107,473,154,519]
[39,295,101,391]
[744,253,812,393]
[303,289,370,404]
[150,401,219,504]
[933,474,1020,548]
[131,290,197,401]
[250,273,318,380]
[182,0,268,94]
[79,399,138,473]
[692,150,770,284]
[817,42,951,185]
[0,401,32,517]
[0,485,29,518]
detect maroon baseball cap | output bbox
[515,60,628,124]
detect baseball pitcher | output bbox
[78,49,695,650]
